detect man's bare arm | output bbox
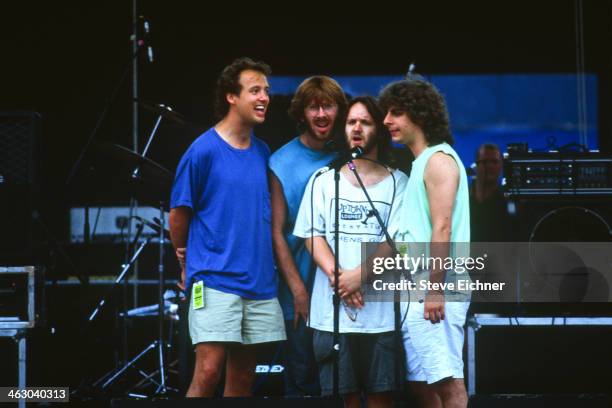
[304,236,335,281]
[270,173,310,327]
[169,206,192,290]
[169,207,191,248]
[423,152,459,322]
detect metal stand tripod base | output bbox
[100,340,172,395]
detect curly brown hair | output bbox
[379,79,454,146]
[287,76,348,134]
[214,57,272,120]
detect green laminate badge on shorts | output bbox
[193,281,204,309]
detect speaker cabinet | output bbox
[0,111,41,263]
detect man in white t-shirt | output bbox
[293,96,408,407]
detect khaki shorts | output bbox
[188,283,286,345]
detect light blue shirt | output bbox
[269,137,336,320]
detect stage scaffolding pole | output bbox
[131,0,140,309]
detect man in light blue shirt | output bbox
[269,76,347,396]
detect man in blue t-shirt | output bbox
[169,57,286,398]
[269,76,347,396]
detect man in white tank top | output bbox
[379,78,471,408]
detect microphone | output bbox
[406,62,416,78]
[406,63,427,83]
[131,216,168,239]
[350,146,365,159]
[315,146,365,177]
[331,146,364,170]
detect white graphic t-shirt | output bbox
[293,167,408,333]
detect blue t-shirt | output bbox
[269,137,336,319]
[170,127,276,300]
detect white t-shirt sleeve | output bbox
[293,169,327,238]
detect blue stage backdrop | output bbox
[269,74,598,169]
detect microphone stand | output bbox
[345,159,407,397]
[87,223,150,323]
[330,156,407,399]
[131,105,169,179]
[89,216,176,395]
[65,16,152,188]
[332,167,341,398]
[331,148,364,398]
[125,98,170,396]
[67,10,157,398]
[346,161,396,247]
[72,221,148,398]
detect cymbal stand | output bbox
[92,210,174,395]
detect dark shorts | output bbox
[313,329,400,396]
[282,320,320,396]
